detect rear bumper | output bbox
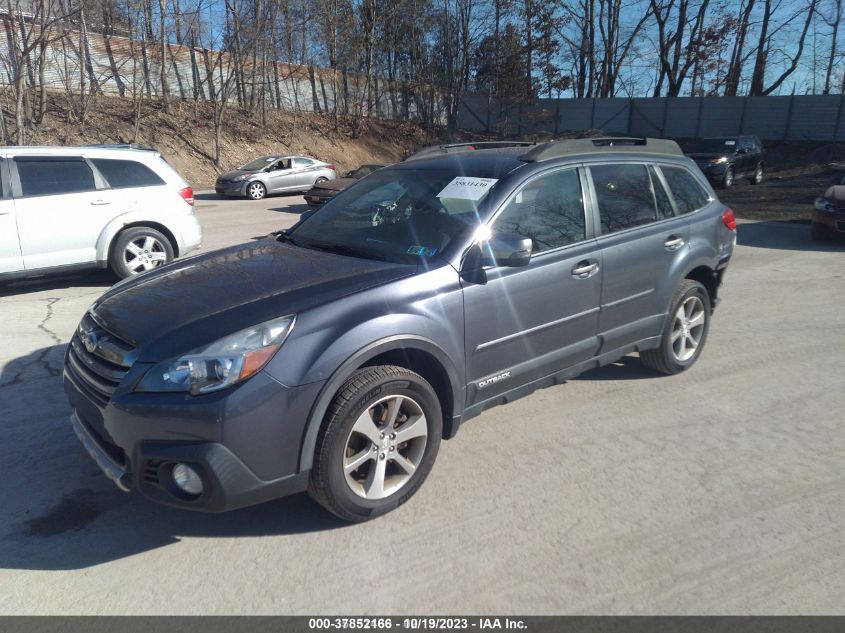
[812,211,845,234]
[171,213,203,255]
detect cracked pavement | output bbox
[0,196,843,615]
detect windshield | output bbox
[289,170,496,264]
[240,156,277,171]
[684,139,737,154]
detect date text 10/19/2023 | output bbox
[308,618,528,630]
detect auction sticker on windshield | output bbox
[437,177,498,201]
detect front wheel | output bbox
[719,167,734,189]
[640,279,711,375]
[110,227,174,278]
[308,365,442,522]
[246,181,266,200]
[749,163,763,184]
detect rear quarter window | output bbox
[660,166,710,214]
[14,157,96,197]
[91,158,165,188]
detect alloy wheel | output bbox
[123,235,167,274]
[248,183,265,200]
[342,394,428,500]
[671,296,706,362]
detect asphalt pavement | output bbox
[0,194,843,614]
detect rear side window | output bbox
[91,158,164,188]
[15,157,96,197]
[591,164,665,234]
[295,157,314,168]
[661,166,710,214]
[493,168,586,252]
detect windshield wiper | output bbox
[298,240,391,262]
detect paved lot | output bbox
[0,195,843,615]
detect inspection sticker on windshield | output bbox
[437,177,498,201]
[407,245,438,257]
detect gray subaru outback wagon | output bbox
[64,137,736,522]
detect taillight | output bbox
[178,186,194,206]
[327,164,336,171]
[721,208,736,231]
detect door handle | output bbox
[571,260,599,278]
[664,235,685,250]
[90,199,112,206]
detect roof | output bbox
[388,147,528,179]
[521,137,684,162]
[0,145,164,160]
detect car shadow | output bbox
[0,344,347,571]
[193,192,222,201]
[0,269,115,298]
[737,220,845,252]
[573,355,660,381]
[268,203,311,215]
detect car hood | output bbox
[91,239,417,362]
[218,169,255,180]
[311,178,355,192]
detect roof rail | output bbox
[82,143,158,152]
[404,141,536,162]
[521,137,683,162]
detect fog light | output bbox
[172,463,203,495]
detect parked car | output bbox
[0,145,201,280]
[65,137,735,522]
[684,136,765,188]
[811,184,845,240]
[303,164,384,207]
[215,155,336,200]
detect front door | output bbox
[462,167,602,407]
[12,156,115,270]
[266,158,297,192]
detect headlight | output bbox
[814,198,835,213]
[709,157,728,165]
[233,175,247,181]
[136,315,295,395]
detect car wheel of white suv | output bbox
[110,227,175,278]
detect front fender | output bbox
[294,334,463,472]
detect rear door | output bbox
[293,157,319,187]
[588,162,690,352]
[462,166,602,406]
[12,156,115,270]
[0,157,23,273]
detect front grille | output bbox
[143,459,163,485]
[67,313,137,406]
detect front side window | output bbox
[492,168,586,252]
[15,157,96,197]
[591,163,665,234]
[290,169,488,264]
[91,158,164,189]
[660,166,710,214]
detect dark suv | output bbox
[684,136,765,188]
[64,137,736,522]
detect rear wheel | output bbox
[640,279,711,375]
[315,177,328,184]
[110,227,174,278]
[247,181,266,200]
[308,365,442,522]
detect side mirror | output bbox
[480,231,533,267]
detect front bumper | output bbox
[64,363,323,512]
[696,162,729,180]
[215,181,247,196]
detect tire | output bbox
[640,279,711,375]
[719,167,734,189]
[110,227,175,279]
[308,365,443,522]
[811,222,826,241]
[246,181,266,200]
[315,177,328,184]
[749,163,763,184]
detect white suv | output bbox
[0,145,202,279]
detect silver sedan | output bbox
[215,155,337,200]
